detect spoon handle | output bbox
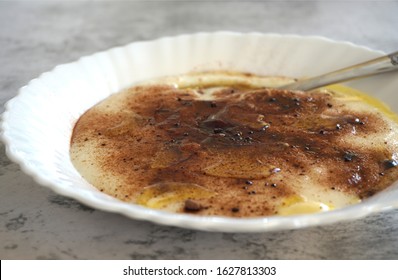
[280,51,398,91]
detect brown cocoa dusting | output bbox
[70,82,398,217]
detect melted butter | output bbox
[277,193,361,216]
[278,195,333,215]
[148,71,294,90]
[136,182,215,210]
[278,201,331,215]
[204,162,277,179]
[325,84,398,123]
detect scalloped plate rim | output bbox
[1,31,396,232]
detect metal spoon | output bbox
[279,51,398,91]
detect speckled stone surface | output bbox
[1,1,398,260]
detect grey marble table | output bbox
[1,1,398,260]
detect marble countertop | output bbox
[1,1,398,260]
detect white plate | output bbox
[2,32,398,232]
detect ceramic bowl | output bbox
[2,32,398,232]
